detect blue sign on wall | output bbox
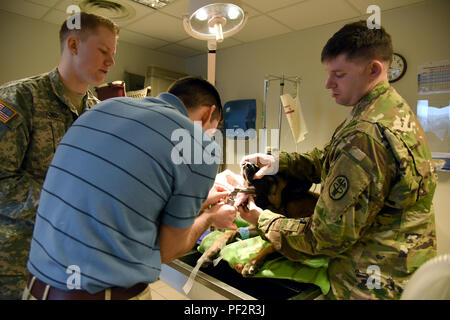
[223,99,257,139]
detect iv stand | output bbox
[262,74,300,153]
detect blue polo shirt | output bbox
[27,93,220,293]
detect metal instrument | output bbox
[226,186,256,205]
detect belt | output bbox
[27,276,148,300]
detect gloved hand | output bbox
[239,153,279,179]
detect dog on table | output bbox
[200,162,319,277]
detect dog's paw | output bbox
[234,263,244,274]
[241,259,262,277]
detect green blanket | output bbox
[198,230,331,295]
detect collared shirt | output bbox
[257,80,437,299]
[27,93,220,293]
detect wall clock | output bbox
[388,53,407,83]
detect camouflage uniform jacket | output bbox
[257,80,437,300]
[0,68,98,297]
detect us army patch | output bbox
[329,175,349,200]
[0,100,17,123]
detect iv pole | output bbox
[262,74,300,153]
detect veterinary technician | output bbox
[239,20,437,300]
[23,76,237,300]
[0,12,119,300]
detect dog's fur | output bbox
[201,163,319,277]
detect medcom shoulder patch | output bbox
[0,100,17,123]
[329,175,349,200]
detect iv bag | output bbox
[280,86,308,143]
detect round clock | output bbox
[388,53,407,83]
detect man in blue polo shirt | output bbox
[24,77,236,300]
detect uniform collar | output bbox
[49,67,98,112]
[155,92,189,117]
[352,80,390,117]
[49,67,68,106]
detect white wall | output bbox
[188,0,450,254]
[0,9,186,87]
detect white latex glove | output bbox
[240,153,278,180]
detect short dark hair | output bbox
[59,12,119,52]
[168,76,223,121]
[321,20,393,64]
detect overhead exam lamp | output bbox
[183,0,248,85]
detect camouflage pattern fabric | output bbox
[0,68,99,299]
[198,230,331,294]
[257,80,437,299]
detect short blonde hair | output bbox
[59,12,119,52]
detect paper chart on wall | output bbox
[418,60,450,94]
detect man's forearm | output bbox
[183,211,212,254]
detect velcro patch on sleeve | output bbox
[0,100,17,123]
[322,152,372,222]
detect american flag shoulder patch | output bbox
[0,100,17,123]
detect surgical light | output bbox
[228,6,240,19]
[183,0,248,85]
[195,8,208,21]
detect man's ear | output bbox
[369,60,384,79]
[201,105,216,124]
[66,35,80,55]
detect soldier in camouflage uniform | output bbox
[238,21,437,299]
[0,12,119,299]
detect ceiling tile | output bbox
[177,36,244,52]
[346,0,426,13]
[158,0,189,18]
[126,11,187,42]
[269,0,361,31]
[118,29,169,49]
[55,0,82,12]
[156,43,202,57]
[239,3,263,18]
[241,0,306,13]
[233,15,291,43]
[113,0,155,27]
[41,8,68,25]
[217,37,244,49]
[0,0,49,19]
[177,37,207,51]
[26,0,59,7]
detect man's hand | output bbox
[201,185,230,211]
[240,153,278,179]
[201,170,245,210]
[205,203,237,230]
[237,196,263,226]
